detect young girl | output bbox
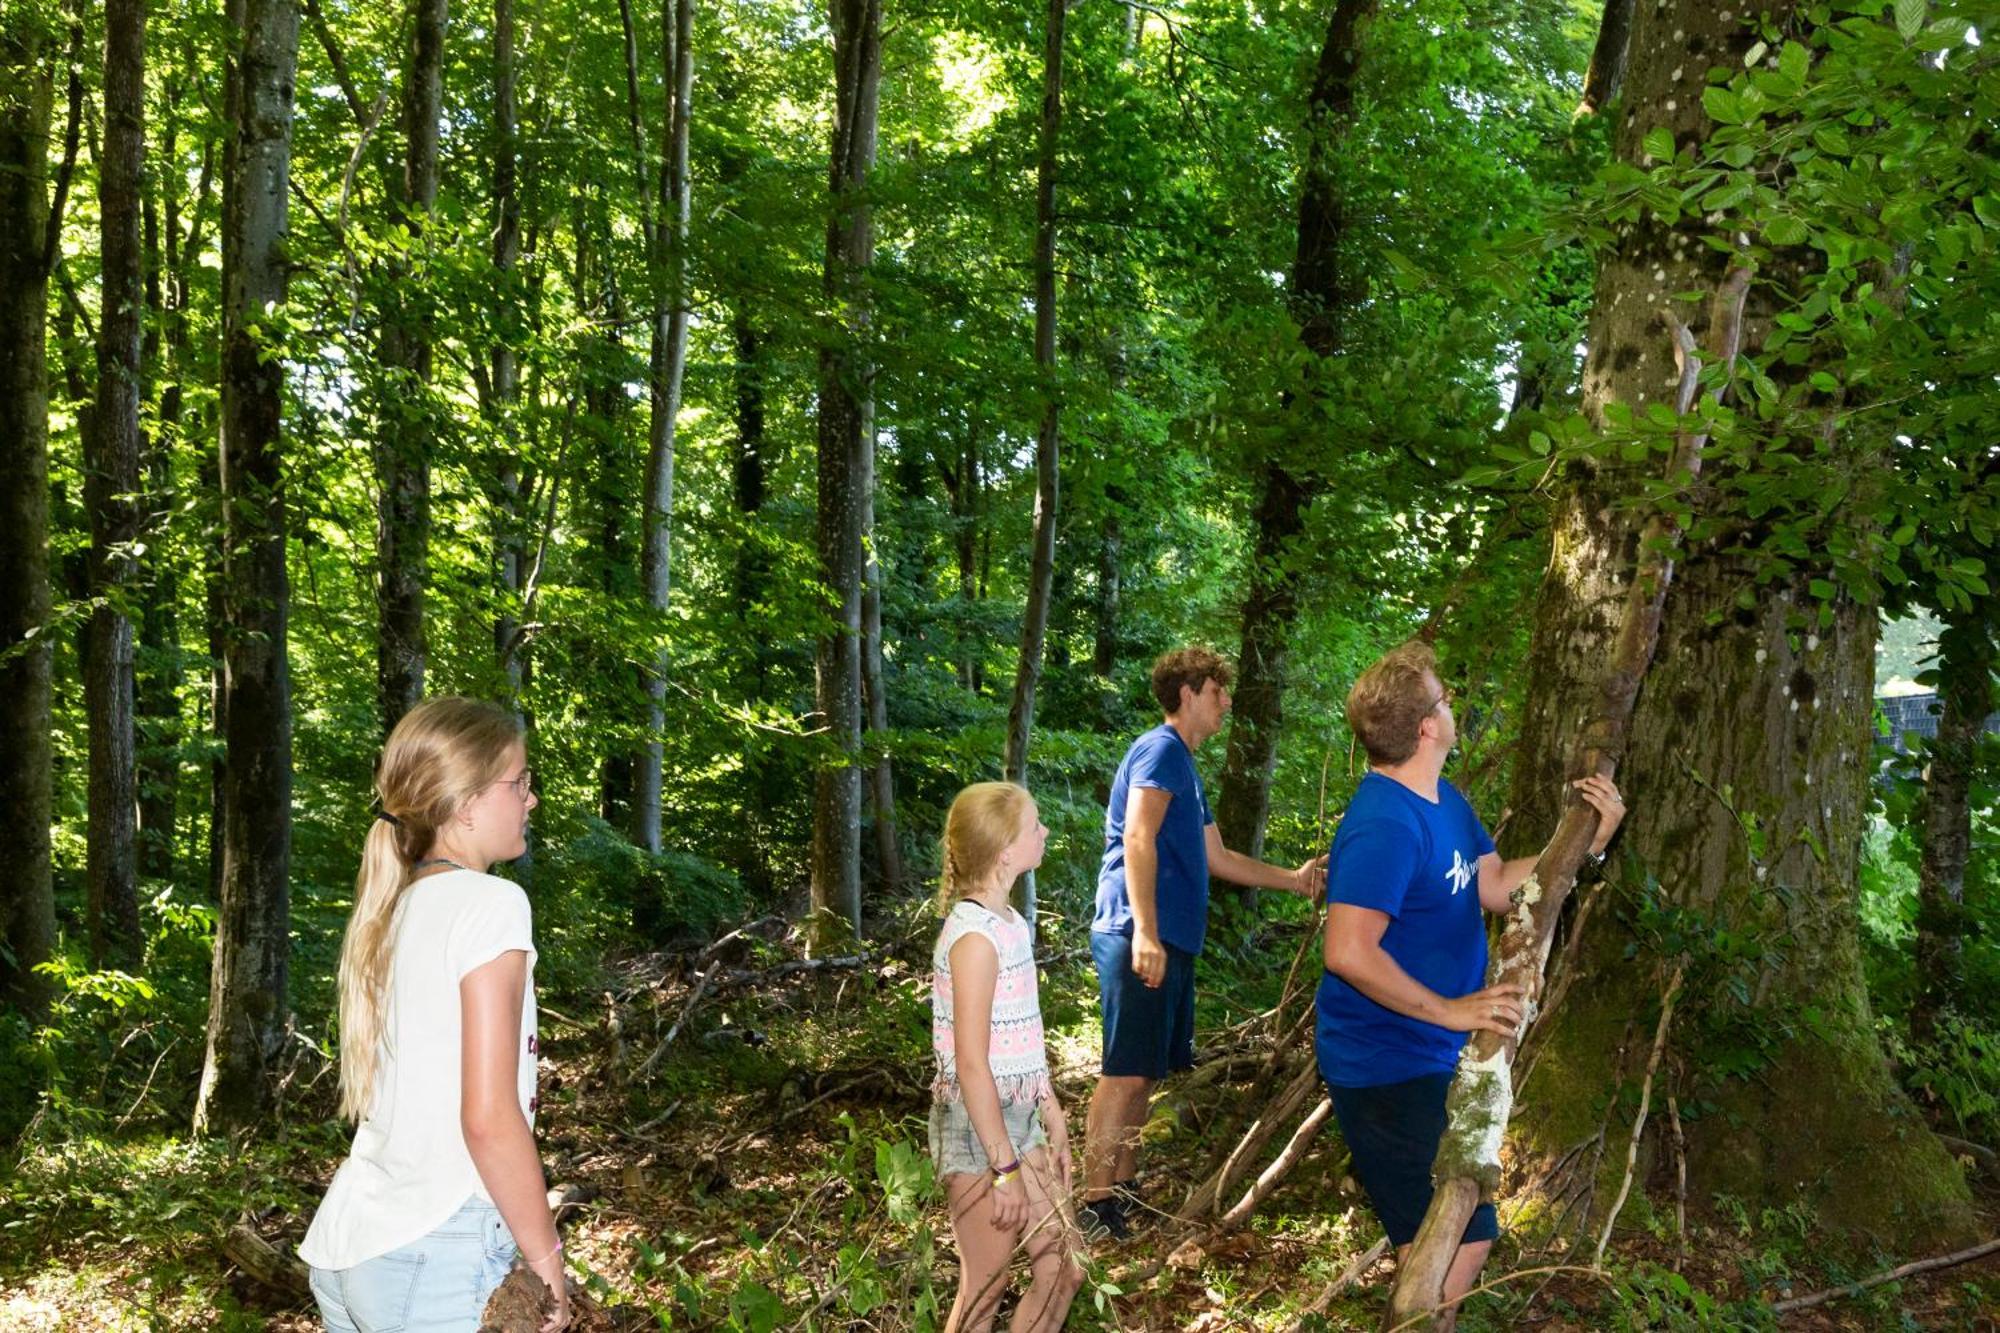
[300,697,569,1333]
[930,782,1085,1332]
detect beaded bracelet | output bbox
[524,1240,564,1267]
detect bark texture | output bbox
[1214,0,1377,869]
[85,0,149,969]
[1502,0,1974,1254]
[1002,0,1066,933]
[375,0,447,735]
[0,10,62,1015]
[196,0,299,1136]
[1577,0,1634,117]
[810,0,882,947]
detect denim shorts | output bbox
[930,1097,1048,1177]
[309,1195,518,1332]
[1328,1072,1499,1248]
[1092,929,1197,1080]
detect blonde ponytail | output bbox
[936,782,1034,914]
[335,697,521,1121]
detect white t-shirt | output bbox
[300,869,539,1270]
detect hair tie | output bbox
[376,810,402,828]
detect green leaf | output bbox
[1809,578,1837,600]
[1643,126,1675,161]
[1778,41,1810,85]
[1703,86,1746,126]
[1973,195,2000,229]
[1742,40,1768,68]
[1763,214,1808,246]
[1895,0,1925,40]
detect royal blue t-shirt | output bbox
[1315,772,1496,1087]
[1094,724,1216,956]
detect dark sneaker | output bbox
[1112,1179,1144,1229]
[1077,1197,1130,1242]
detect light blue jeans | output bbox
[309,1196,518,1332]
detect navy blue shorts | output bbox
[1328,1071,1500,1248]
[1092,930,1197,1080]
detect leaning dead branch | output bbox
[1769,1237,2000,1314]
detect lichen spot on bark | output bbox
[1438,1050,1513,1191]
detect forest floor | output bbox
[2,900,1997,1331]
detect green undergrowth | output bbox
[2,873,1995,1329]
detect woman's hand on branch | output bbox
[1573,774,1625,855]
[1441,982,1525,1038]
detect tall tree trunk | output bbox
[634,0,693,856]
[1093,504,1121,680]
[204,438,227,903]
[731,307,768,684]
[811,0,882,949]
[1003,0,1066,934]
[1214,0,1378,876]
[860,467,902,895]
[375,0,447,735]
[490,0,525,700]
[0,8,66,1017]
[196,0,299,1136]
[84,0,148,970]
[1911,605,1994,1044]
[947,439,983,693]
[135,126,209,883]
[1503,0,1974,1253]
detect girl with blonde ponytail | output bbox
[300,698,569,1332]
[929,783,1083,1331]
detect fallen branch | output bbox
[1180,1057,1320,1221]
[638,959,721,1077]
[223,1222,309,1296]
[1593,962,1684,1266]
[1769,1237,2000,1314]
[1219,1097,1334,1228]
[1295,1236,1390,1327]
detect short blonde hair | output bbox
[1346,641,1442,764]
[937,782,1035,912]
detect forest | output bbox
[1,0,1997,1326]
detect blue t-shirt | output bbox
[1093,724,1216,956]
[1315,772,1497,1087]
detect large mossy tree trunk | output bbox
[196,0,299,1136]
[1506,0,1974,1250]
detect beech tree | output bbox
[0,4,70,1017]
[83,0,148,970]
[809,0,881,947]
[195,0,300,1136]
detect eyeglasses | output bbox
[494,768,534,799]
[1425,685,1455,715]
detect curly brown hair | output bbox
[1346,640,1443,764]
[1150,646,1233,715]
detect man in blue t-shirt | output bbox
[1081,646,1327,1241]
[1317,640,1624,1306]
